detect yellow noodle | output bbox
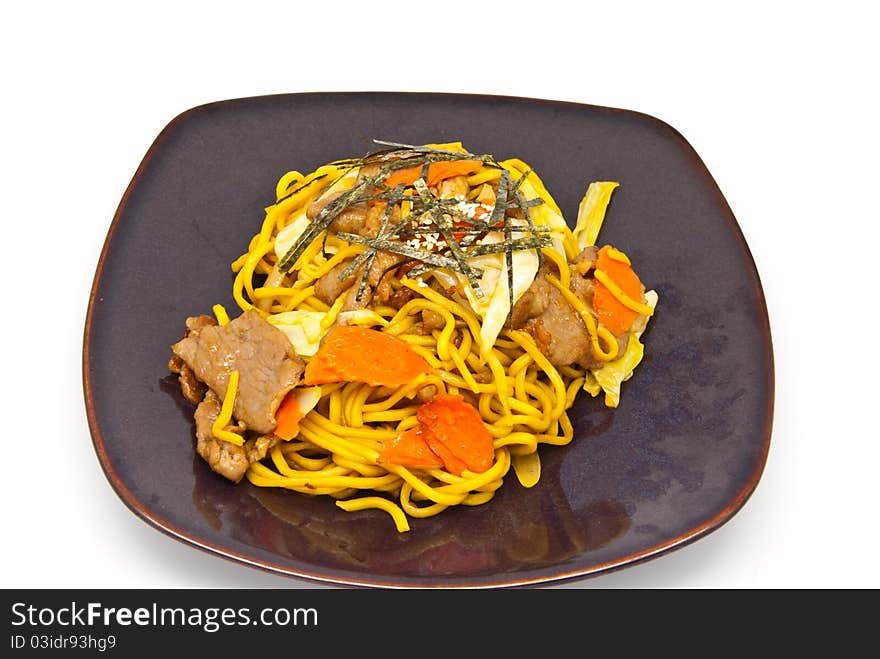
[215,156,651,533]
[286,450,333,471]
[400,484,448,518]
[541,246,570,289]
[211,371,243,446]
[594,269,656,316]
[336,497,410,533]
[211,304,230,326]
[604,247,631,265]
[302,296,330,312]
[545,273,619,361]
[505,330,567,420]
[362,407,420,423]
[275,170,303,201]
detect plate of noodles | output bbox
[84,93,773,587]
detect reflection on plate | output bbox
[84,92,773,587]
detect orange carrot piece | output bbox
[303,326,432,387]
[383,159,483,189]
[379,426,444,469]
[382,165,423,189]
[416,394,494,476]
[424,159,483,186]
[422,434,469,476]
[273,391,306,441]
[593,245,644,336]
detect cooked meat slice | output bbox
[314,261,357,305]
[246,434,279,464]
[305,188,371,234]
[531,303,597,371]
[169,356,207,404]
[406,321,431,336]
[171,310,305,434]
[512,263,603,370]
[523,318,552,356]
[569,271,595,302]
[363,203,385,237]
[341,285,370,312]
[363,200,403,237]
[185,314,217,334]
[571,246,599,275]
[194,390,249,482]
[178,364,205,404]
[368,250,403,305]
[306,190,344,219]
[386,286,415,309]
[510,273,552,328]
[170,320,217,403]
[331,205,370,235]
[422,309,445,331]
[314,250,403,310]
[436,175,469,199]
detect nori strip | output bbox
[372,139,480,158]
[336,232,475,274]
[412,178,483,296]
[277,144,556,308]
[352,185,405,300]
[462,236,553,256]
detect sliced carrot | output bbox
[593,245,644,336]
[379,426,444,469]
[424,159,483,186]
[416,394,494,476]
[422,434,469,476]
[382,165,423,189]
[303,326,432,387]
[273,391,307,440]
[273,387,321,440]
[383,159,483,189]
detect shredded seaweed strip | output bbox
[275,172,330,204]
[372,140,481,158]
[509,170,546,270]
[336,232,477,274]
[277,152,467,271]
[345,185,406,301]
[276,141,556,308]
[397,224,551,237]
[410,177,483,295]
[278,179,369,271]
[463,235,551,256]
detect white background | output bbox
[3,1,878,589]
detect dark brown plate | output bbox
[83,92,773,587]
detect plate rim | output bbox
[82,90,775,588]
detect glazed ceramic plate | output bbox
[84,92,773,587]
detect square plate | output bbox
[84,92,773,587]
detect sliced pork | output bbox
[171,309,305,434]
[313,251,404,309]
[193,390,249,482]
[513,247,618,371]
